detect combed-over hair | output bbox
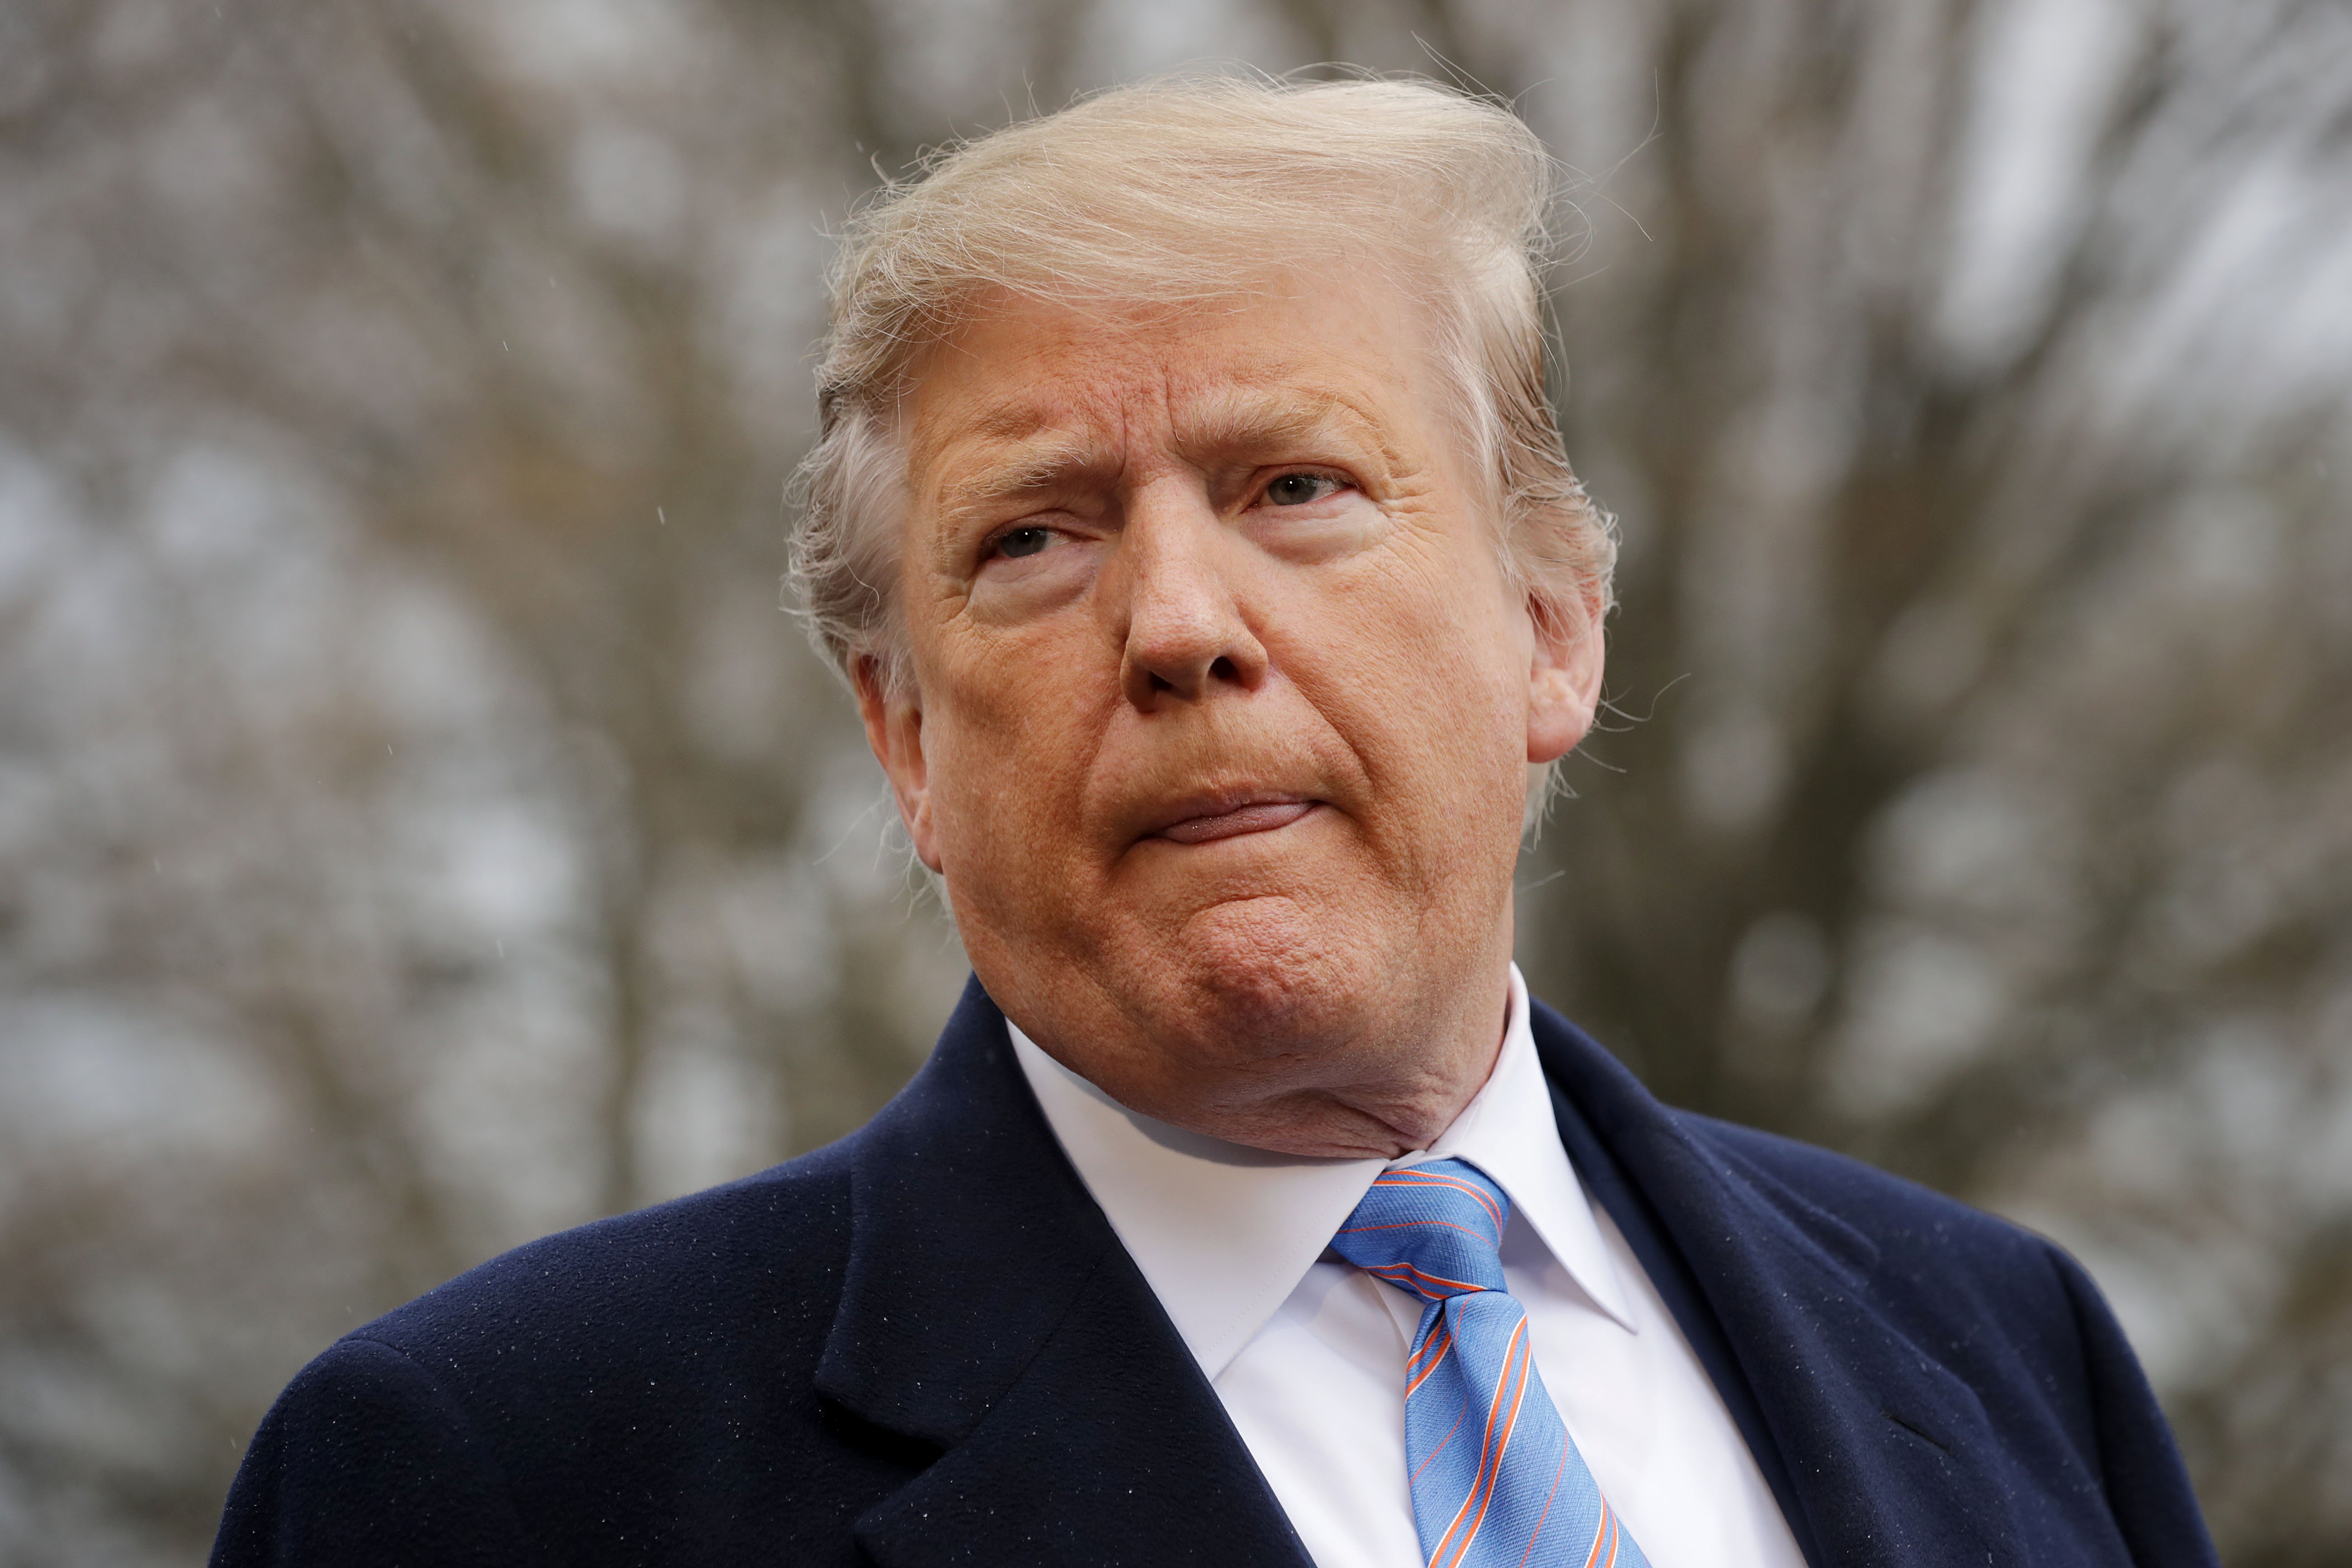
[790,72,1615,699]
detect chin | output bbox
[1154,893,1385,1060]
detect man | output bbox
[212,77,2216,1567]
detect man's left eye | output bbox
[1264,473,1339,506]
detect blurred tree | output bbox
[0,0,2345,1562]
[1490,5,2352,1557]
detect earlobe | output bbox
[1525,591,1605,765]
[853,658,944,873]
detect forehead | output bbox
[901,278,1444,497]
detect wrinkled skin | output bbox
[857,275,1604,1158]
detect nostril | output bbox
[1149,671,1175,694]
[1209,656,1237,683]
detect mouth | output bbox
[1147,795,1321,845]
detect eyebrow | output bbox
[1186,384,1371,450]
[934,384,1390,513]
[941,429,1115,512]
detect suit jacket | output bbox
[210,978,2218,1568]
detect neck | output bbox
[1001,951,1518,1162]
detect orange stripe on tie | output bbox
[1580,1498,1613,1568]
[1514,1446,1572,1568]
[1375,1169,1504,1230]
[1430,1319,1533,1568]
[1370,1261,1484,1298]
[1407,1329,1455,1398]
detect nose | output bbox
[1114,477,1270,711]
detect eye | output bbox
[991,525,1055,560]
[1263,472,1342,507]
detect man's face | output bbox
[860,274,1603,1155]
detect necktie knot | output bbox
[1330,1159,1510,1303]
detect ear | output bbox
[1526,588,1606,765]
[853,656,943,872]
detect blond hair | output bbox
[790,73,1615,697]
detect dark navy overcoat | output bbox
[210,979,2217,1567]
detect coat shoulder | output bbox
[217,1138,925,1567]
[1666,1111,2215,1566]
[1662,1106,2151,1457]
[1680,1111,2048,1256]
[356,1138,861,1383]
[1672,1109,2076,1311]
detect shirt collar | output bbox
[1008,963,1637,1381]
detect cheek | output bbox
[918,653,1105,878]
[1301,539,1530,808]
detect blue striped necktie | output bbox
[1332,1159,1648,1568]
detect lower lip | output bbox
[1155,800,1318,845]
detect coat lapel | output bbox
[817,978,1311,1568]
[1530,1002,2030,1568]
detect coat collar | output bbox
[817,976,1312,1568]
[1528,1000,2031,1568]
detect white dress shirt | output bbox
[1009,964,1807,1568]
